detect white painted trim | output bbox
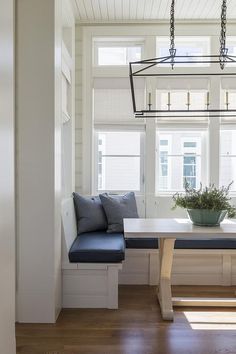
[0,0,15,351]
[82,28,93,194]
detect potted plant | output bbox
[172,181,236,226]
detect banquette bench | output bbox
[62,197,236,309]
[61,197,124,309]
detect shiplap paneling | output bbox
[75,26,83,193]
[74,0,236,22]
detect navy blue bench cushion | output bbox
[125,238,236,249]
[69,231,125,263]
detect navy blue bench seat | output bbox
[125,238,236,249]
[69,231,236,264]
[69,231,125,263]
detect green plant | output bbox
[172,181,236,218]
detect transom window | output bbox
[156,36,210,67]
[226,37,236,66]
[93,37,144,66]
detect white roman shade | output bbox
[221,77,236,90]
[156,77,209,126]
[93,77,145,123]
[156,77,209,90]
[220,79,236,125]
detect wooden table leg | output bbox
[157,238,176,321]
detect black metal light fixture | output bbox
[129,0,236,119]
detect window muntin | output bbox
[93,38,144,66]
[95,131,144,193]
[156,37,210,67]
[220,129,236,191]
[156,131,204,193]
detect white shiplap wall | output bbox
[75,26,83,192]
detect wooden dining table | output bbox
[124,218,236,320]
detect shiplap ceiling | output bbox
[74,0,236,22]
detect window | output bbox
[156,37,210,66]
[156,131,205,193]
[220,129,236,190]
[159,137,171,190]
[183,140,198,188]
[95,131,144,193]
[226,37,236,66]
[93,38,144,66]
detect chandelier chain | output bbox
[219,0,228,69]
[169,0,176,68]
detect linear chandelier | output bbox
[129,0,236,119]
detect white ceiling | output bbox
[74,0,236,22]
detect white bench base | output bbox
[62,262,122,309]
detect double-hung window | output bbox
[182,140,199,188]
[159,137,171,190]
[220,129,236,190]
[93,69,145,195]
[94,130,144,194]
[156,131,206,193]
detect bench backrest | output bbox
[61,197,77,263]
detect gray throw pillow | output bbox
[99,192,139,233]
[73,193,107,234]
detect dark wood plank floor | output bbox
[16,285,236,354]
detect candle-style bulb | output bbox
[148,92,152,105]
[167,92,171,110]
[226,91,229,109]
[206,91,210,107]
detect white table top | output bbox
[123,218,236,239]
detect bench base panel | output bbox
[62,263,122,309]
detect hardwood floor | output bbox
[16,285,236,354]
